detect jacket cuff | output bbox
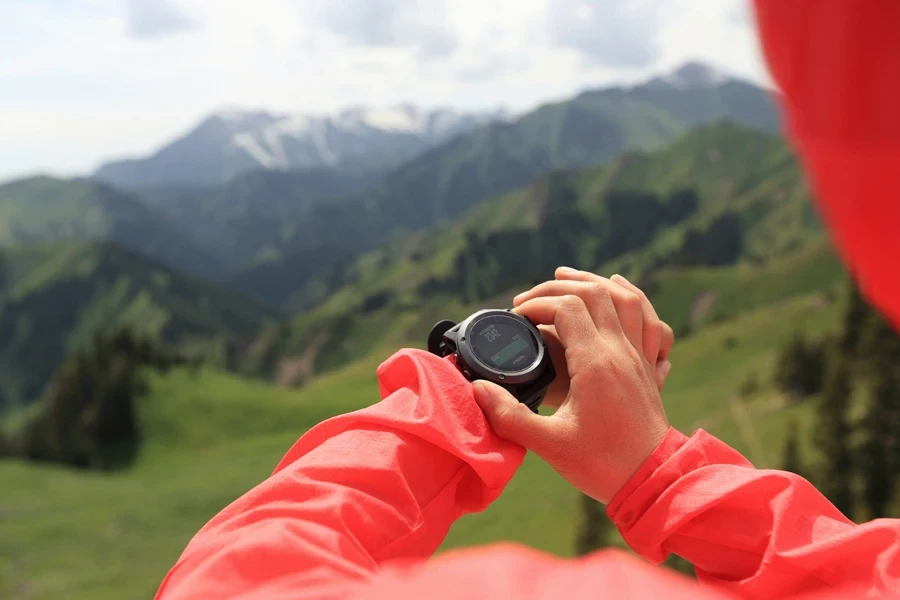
[606,427,689,525]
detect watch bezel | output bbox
[457,309,546,385]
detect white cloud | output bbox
[547,0,662,68]
[313,0,458,58]
[126,0,198,39]
[0,0,768,181]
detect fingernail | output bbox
[612,273,631,284]
[661,360,672,378]
[557,266,576,275]
[513,293,524,305]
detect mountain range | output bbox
[94,105,505,189]
[232,122,836,385]
[225,62,783,308]
[0,61,791,406]
[0,60,867,600]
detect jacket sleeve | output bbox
[154,349,525,600]
[752,0,900,328]
[607,428,900,598]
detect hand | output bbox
[514,269,674,410]
[474,268,672,503]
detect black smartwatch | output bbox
[427,309,556,413]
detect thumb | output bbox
[472,380,553,450]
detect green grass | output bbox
[0,291,842,599]
[647,240,846,336]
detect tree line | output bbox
[779,286,900,520]
[0,328,188,470]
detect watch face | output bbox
[470,313,539,373]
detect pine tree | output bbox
[575,493,613,556]
[839,285,870,357]
[782,420,806,479]
[774,333,825,399]
[816,349,855,517]
[859,315,900,518]
[17,327,181,470]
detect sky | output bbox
[0,0,771,181]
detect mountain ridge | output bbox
[0,239,280,410]
[94,106,504,189]
[0,176,225,278]
[230,123,830,385]
[226,63,782,308]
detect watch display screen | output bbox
[470,314,539,373]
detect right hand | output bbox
[473,269,672,504]
[519,271,674,410]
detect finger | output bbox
[472,380,562,455]
[513,280,615,331]
[517,278,642,355]
[513,296,601,371]
[536,324,569,410]
[656,360,672,390]
[610,273,674,361]
[658,322,675,361]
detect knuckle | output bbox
[559,294,585,312]
[621,290,643,313]
[589,281,611,300]
[489,404,516,436]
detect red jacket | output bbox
[156,2,900,598]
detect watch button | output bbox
[462,369,472,379]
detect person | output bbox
[154,1,900,598]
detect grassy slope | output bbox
[0,241,280,410]
[0,176,223,278]
[0,282,844,599]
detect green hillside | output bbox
[132,167,381,267]
[0,177,224,278]
[236,123,836,384]
[0,241,280,410]
[227,79,779,308]
[0,286,842,600]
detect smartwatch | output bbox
[427,309,556,413]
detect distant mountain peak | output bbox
[645,61,733,90]
[95,105,499,188]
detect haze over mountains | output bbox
[0,61,792,410]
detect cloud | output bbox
[547,0,661,68]
[125,0,198,39]
[314,0,458,59]
[727,1,753,26]
[0,0,771,181]
[456,53,533,82]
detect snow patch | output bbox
[231,133,278,169]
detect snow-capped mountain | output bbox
[94,105,505,189]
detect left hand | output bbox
[513,268,674,410]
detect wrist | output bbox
[606,427,688,515]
